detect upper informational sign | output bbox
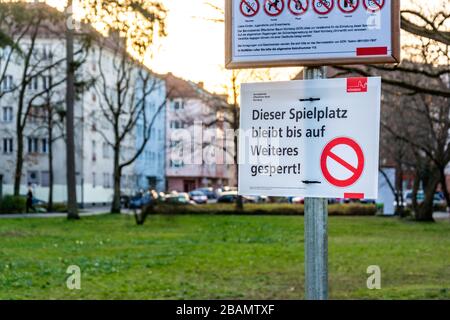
[225,0,400,68]
[238,77,381,199]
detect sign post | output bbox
[238,76,382,300]
[227,0,395,301]
[303,66,328,300]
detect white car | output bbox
[189,191,208,204]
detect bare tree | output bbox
[401,1,450,46]
[330,1,450,221]
[94,40,167,214]
[5,5,74,197]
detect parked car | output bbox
[220,186,237,193]
[189,191,208,204]
[395,190,446,207]
[291,197,304,204]
[217,191,258,204]
[129,192,154,209]
[194,188,217,200]
[165,193,196,205]
[217,191,239,203]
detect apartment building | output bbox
[164,73,235,192]
[0,3,166,204]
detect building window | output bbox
[170,120,181,129]
[29,106,46,123]
[92,172,96,188]
[28,137,39,153]
[27,171,40,185]
[2,138,13,154]
[173,100,184,111]
[170,160,184,168]
[158,153,163,166]
[92,140,97,162]
[42,76,52,90]
[102,142,110,159]
[41,171,50,187]
[42,45,53,60]
[42,138,48,153]
[158,129,163,141]
[103,173,111,188]
[28,77,39,91]
[2,106,13,122]
[2,75,13,91]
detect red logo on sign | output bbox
[312,0,334,15]
[240,0,260,17]
[356,46,388,56]
[320,137,365,188]
[264,0,285,16]
[347,77,368,93]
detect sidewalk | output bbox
[0,206,111,219]
[434,211,450,221]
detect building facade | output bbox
[134,74,167,193]
[0,4,167,205]
[164,73,235,192]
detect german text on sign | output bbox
[238,77,381,199]
[226,0,399,68]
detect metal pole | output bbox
[303,66,328,300]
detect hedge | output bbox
[0,195,26,214]
[148,203,377,216]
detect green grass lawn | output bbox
[0,214,449,300]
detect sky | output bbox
[143,0,445,94]
[43,0,300,95]
[42,0,445,95]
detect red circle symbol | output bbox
[338,0,359,13]
[312,0,334,15]
[363,0,384,13]
[264,0,285,16]
[320,137,365,188]
[240,0,260,17]
[288,0,308,15]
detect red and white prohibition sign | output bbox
[264,0,285,16]
[240,0,260,17]
[312,0,334,15]
[288,0,308,15]
[337,0,359,14]
[363,0,385,13]
[320,137,365,188]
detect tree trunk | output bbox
[414,170,439,222]
[111,146,122,214]
[13,130,24,196]
[232,103,243,211]
[411,170,420,214]
[47,121,54,212]
[439,167,450,211]
[398,168,405,216]
[65,0,79,220]
[13,77,28,196]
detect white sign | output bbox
[226,0,400,68]
[238,77,381,199]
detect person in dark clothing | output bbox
[26,184,35,213]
